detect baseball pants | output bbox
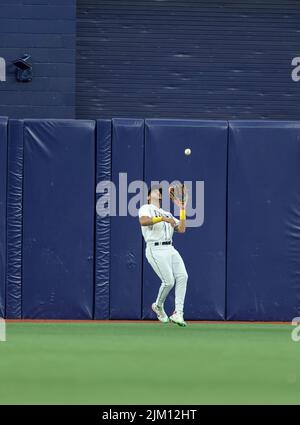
[145,245,188,313]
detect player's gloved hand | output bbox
[169,184,188,209]
[163,217,177,227]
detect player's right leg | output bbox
[145,246,174,322]
[151,302,168,323]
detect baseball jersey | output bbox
[138,203,180,243]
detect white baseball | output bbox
[184,148,191,156]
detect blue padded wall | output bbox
[3,117,300,321]
[6,120,24,318]
[95,120,111,319]
[0,117,8,318]
[227,121,300,321]
[22,120,95,319]
[143,120,228,320]
[110,119,144,319]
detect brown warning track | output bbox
[4,319,293,325]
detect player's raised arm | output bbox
[175,209,186,233]
[169,183,188,234]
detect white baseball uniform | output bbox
[138,203,188,314]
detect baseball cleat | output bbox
[151,303,169,323]
[169,312,187,327]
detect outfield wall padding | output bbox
[95,120,111,319]
[227,121,300,321]
[2,118,300,321]
[143,120,228,320]
[6,120,24,319]
[0,117,8,318]
[22,120,95,319]
[109,119,144,319]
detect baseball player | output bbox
[138,185,188,326]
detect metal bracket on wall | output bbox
[13,54,32,83]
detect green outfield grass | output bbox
[0,321,299,404]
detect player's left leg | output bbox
[169,248,188,326]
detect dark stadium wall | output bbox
[77,0,300,120]
[0,0,76,119]
[1,0,300,120]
